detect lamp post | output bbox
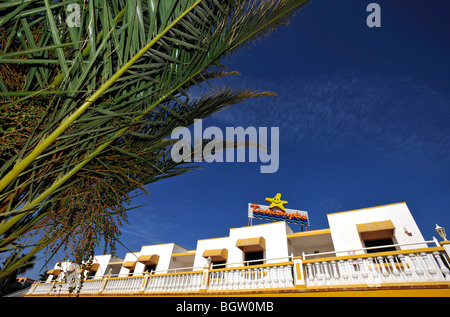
[435,224,447,241]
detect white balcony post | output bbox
[199,265,210,293]
[49,281,56,294]
[338,260,349,284]
[264,267,271,288]
[156,275,162,292]
[409,253,424,281]
[220,270,225,290]
[421,252,438,280]
[376,256,389,280]
[330,260,340,283]
[98,275,109,294]
[358,258,369,282]
[258,267,264,288]
[367,257,379,282]
[398,254,413,281]
[292,256,306,289]
[278,266,285,288]
[306,262,314,285]
[29,282,38,295]
[229,270,236,289]
[432,251,450,280]
[314,262,323,285]
[387,255,401,280]
[349,259,359,282]
[139,272,149,293]
[251,267,257,288]
[322,262,331,285]
[441,241,450,264]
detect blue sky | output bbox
[29,0,450,278]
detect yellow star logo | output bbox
[265,193,288,211]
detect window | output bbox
[357,220,396,254]
[212,261,226,269]
[364,238,396,253]
[145,264,156,273]
[245,251,264,266]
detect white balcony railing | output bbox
[208,258,294,291]
[145,271,203,292]
[26,242,450,296]
[303,243,450,287]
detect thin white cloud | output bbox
[210,71,450,172]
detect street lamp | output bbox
[435,224,447,241]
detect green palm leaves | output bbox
[0,0,309,277]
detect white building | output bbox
[28,201,450,297]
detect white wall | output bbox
[119,252,141,276]
[193,237,230,268]
[130,243,190,274]
[327,202,427,256]
[92,255,114,278]
[46,261,73,282]
[117,243,196,275]
[193,221,292,268]
[229,222,291,265]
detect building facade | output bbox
[26,202,450,296]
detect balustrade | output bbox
[144,271,202,292]
[208,263,294,291]
[304,249,450,287]
[103,275,144,293]
[26,246,450,296]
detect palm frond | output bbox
[0,0,310,277]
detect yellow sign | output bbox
[264,193,288,211]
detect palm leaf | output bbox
[0,0,310,277]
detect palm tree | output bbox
[0,252,36,296]
[0,0,310,277]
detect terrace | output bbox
[26,240,450,296]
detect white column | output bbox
[441,241,450,260]
[421,252,438,280]
[244,268,252,289]
[330,261,340,282]
[250,268,258,289]
[367,257,379,282]
[349,259,359,283]
[338,260,349,284]
[409,253,424,281]
[264,267,272,289]
[387,255,401,281]
[279,266,287,287]
[314,262,323,285]
[358,258,369,283]
[257,267,265,288]
[292,257,306,288]
[306,262,314,285]
[219,270,225,290]
[209,271,216,290]
[376,256,389,281]
[433,251,450,280]
[321,262,331,285]
[271,266,279,288]
[398,254,413,281]
[199,265,210,292]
